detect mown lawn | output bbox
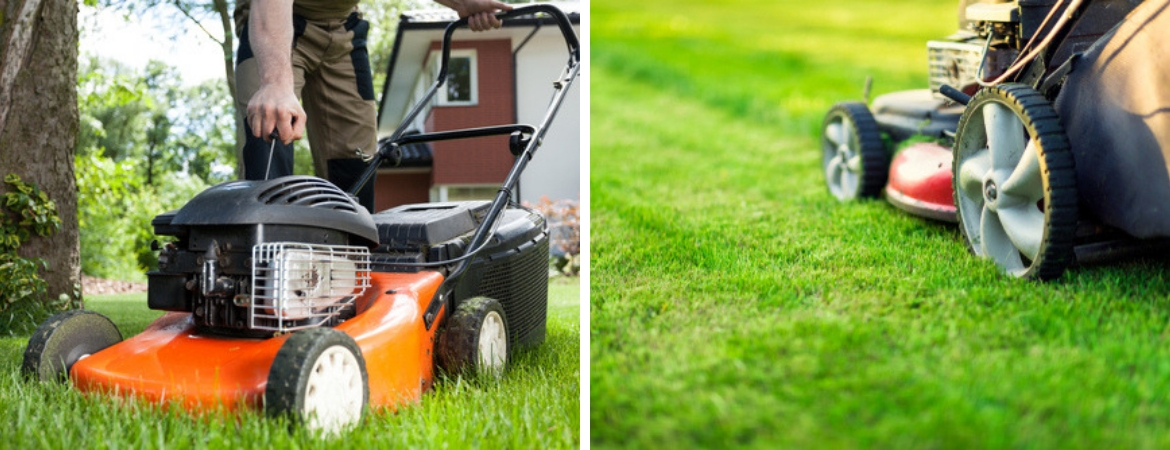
[0,278,579,448]
[590,0,1170,448]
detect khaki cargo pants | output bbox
[235,11,377,209]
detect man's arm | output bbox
[245,0,511,145]
[433,0,513,32]
[246,0,305,144]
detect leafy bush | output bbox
[0,174,73,333]
[76,153,208,282]
[527,197,580,276]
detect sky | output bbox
[79,4,227,85]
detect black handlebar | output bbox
[348,3,580,197]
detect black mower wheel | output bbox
[22,310,122,382]
[952,83,1077,280]
[438,297,508,378]
[822,102,888,200]
[265,328,369,435]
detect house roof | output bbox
[376,2,581,132]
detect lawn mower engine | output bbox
[145,176,550,348]
[147,176,378,338]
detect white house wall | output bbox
[516,26,581,204]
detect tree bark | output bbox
[0,0,82,306]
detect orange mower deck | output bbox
[71,272,445,412]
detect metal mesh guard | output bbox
[250,242,371,333]
[928,40,985,97]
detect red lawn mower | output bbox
[823,0,1170,280]
[22,4,579,434]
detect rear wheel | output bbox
[822,102,888,200]
[22,310,122,382]
[438,297,508,378]
[952,84,1077,280]
[265,328,368,435]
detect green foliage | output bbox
[75,152,209,282]
[78,57,236,185]
[591,0,1170,448]
[75,56,233,282]
[0,175,71,334]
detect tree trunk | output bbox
[212,0,238,120]
[0,0,82,306]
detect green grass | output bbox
[590,1,1170,448]
[1,279,579,448]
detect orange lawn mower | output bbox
[21,4,579,434]
[822,0,1170,280]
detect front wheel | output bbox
[265,328,369,435]
[22,310,123,382]
[952,84,1077,280]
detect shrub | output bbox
[526,197,580,276]
[0,174,73,334]
[76,153,208,282]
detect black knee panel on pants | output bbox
[328,158,376,213]
[242,121,295,180]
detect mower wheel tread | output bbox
[822,101,888,200]
[438,297,509,378]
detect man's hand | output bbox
[247,84,305,145]
[247,0,303,145]
[435,0,512,32]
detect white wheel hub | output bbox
[824,116,862,200]
[303,345,363,434]
[956,101,1047,275]
[478,311,507,376]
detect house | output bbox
[374,2,581,211]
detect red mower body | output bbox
[885,142,956,222]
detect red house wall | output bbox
[428,39,515,186]
[374,172,431,211]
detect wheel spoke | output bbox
[998,204,1044,260]
[999,139,1043,205]
[840,168,858,197]
[983,102,1026,173]
[846,154,862,172]
[825,121,844,147]
[980,206,1024,271]
[826,154,845,191]
[958,150,991,202]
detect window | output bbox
[436,49,478,106]
[433,185,497,202]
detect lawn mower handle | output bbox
[340,4,580,329]
[347,4,580,196]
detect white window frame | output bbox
[431,184,497,202]
[433,49,479,106]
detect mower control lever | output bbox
[939,84,971,106]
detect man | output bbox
[235,0,511,210]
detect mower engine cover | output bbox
[160,176,379,246]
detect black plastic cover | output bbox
[371,201,487,251]
[167,176,379,247]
